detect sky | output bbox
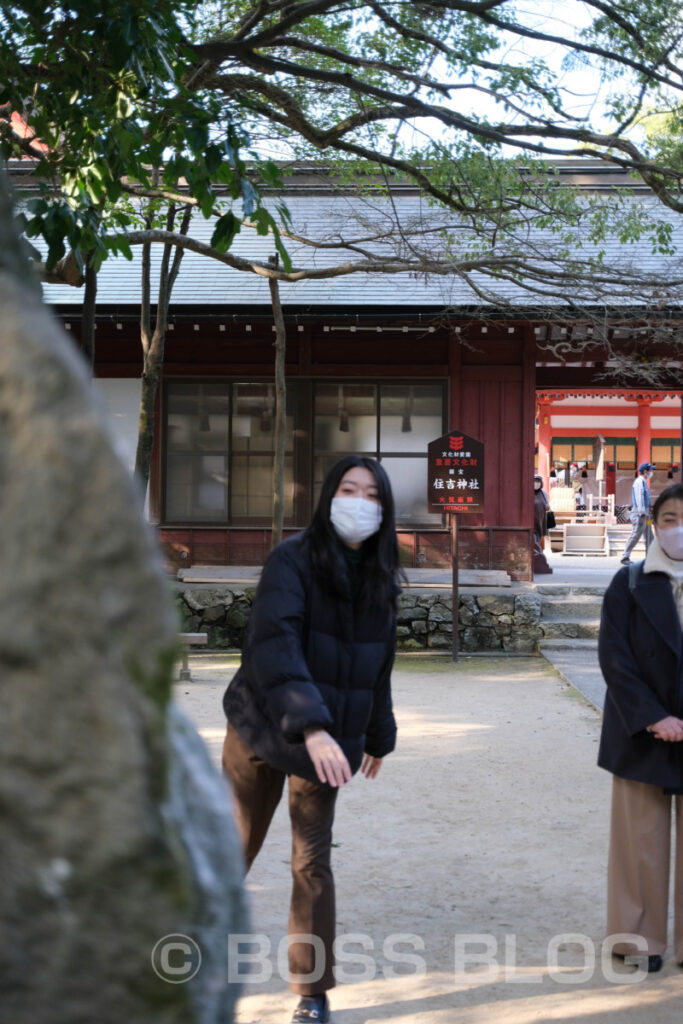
[397,1,618,156]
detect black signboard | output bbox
[427,429,485,661]
[427,430,485,514]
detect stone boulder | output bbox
[0,166,245,1024]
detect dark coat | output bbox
[598,563,683,789]
[223,534,397,784]
[533,489,549,540]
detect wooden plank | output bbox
[460,365,523,381]
[179,577,260,585]
[457,570,511,586]
[179,632,209,644]
[178,571,511,587]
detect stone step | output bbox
[540,599,603,620]
[540,619,601,640]
[606,529,646,555]
[536,585,607,597]
[539,638,598,651]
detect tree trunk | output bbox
[134,343,162,502]
[134,201,192,505]
[80,259,97,371]
[268,258,287,549]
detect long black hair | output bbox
[653,482,683,523]
[303,455,404,608]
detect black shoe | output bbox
[291,994,330,1023]
[620,557,630,565]
[612,952,663,972]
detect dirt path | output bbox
[175,654,683,1024]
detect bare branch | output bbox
[34,249,84,286]
[472,5,682,93]
[273,35,453,95]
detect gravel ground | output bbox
[174,652,683,1024]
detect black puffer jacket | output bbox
[223,534,397,783]
[598,563,683,789]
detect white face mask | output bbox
[656,525,683,561]
[330,496,383,545]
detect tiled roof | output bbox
[41,189,683,310]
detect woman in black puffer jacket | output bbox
[222,455,401,1024]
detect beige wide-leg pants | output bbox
[607,775,683,961]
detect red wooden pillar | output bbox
[636,399,652,469]
[537,401,552,489]
[452,328,534,579]
[448,329,462,428]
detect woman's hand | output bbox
[361,754,383,779]
[647,716,683,741]
[304,728,352,787]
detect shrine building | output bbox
[32,161,683,580]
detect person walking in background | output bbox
[621,461,655,565]
[598,482,683,972]
[222,455,401,1024]
[533,473,553,575]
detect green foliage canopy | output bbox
[0,0,287,270]
[5,2,683,298]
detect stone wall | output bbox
[175,586,544,653]
[397,592,543,653]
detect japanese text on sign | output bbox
[427,429,485,513]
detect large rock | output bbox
[397,601,427,622]
[513,593,542,625]
[0,167,245,1024]
[477,594,515,617]
[182,586,235,613]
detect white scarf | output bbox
[644,536,683,629]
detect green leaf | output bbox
[251,208,269,236]
[205,144,223,176]
[200,187,215,219]
[273,226,292,274]
[210,210,239,252]
[108,234,133,260]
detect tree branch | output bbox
[122,227,683,298]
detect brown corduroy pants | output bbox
[607,775,683,961]
[222,725,339,994]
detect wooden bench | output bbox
[178,632,208,681]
